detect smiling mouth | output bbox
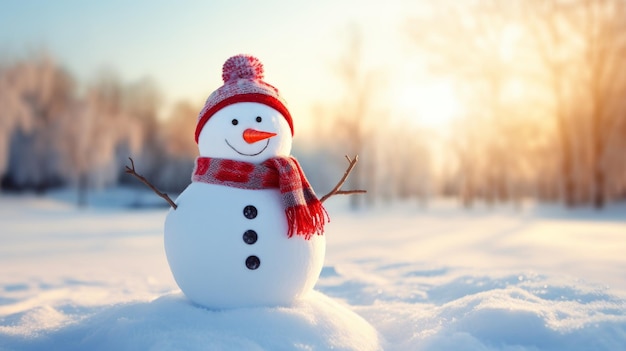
[225,139,270,156]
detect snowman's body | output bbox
[164,102,326,309]
[165,183,325,308]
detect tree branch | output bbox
[125,157,178,210]
[320,155,366,203]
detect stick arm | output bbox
[320,155,367,203]
[125,157,178,210]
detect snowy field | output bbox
[1,189,625,350]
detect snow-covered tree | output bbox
[1,55,74,192]
[59,70,139,205]
[0,60,33,177]
[154,100,200,192]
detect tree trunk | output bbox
[557,114,576,207]
[590,74,606,209]
[77,172,88,208]
[593,166,605,209]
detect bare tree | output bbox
[578,0,626,208]
[406,0,626,207]
[0,59,33,177]
[59,70,131,206]
[163,101,200,159]
[1,55,74,192]
[522,0,580,206]
[406,0,530,206]
[379,122,432,207]
[325,26,385,208]
[0,53,199,202]
[154,100,201,193]
[523,0,626,208]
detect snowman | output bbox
[127,54,363,309]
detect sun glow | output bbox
[393,80,461,129]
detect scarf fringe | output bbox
[286,202,329,239]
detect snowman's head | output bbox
[195,55,295,163]
[197,102,292,162]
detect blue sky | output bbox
[0,1,333,97]
[0,0,448,131]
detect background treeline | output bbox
[0,55,200,206]
[2,0,626,209]
[406,0,626,209]
[319,0,626,209]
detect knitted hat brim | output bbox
[194,93,294,143]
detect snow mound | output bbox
[358,281,626,350]
[0,291,382,351]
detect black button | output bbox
[246,255,260,270]
[243,205,257,219]
[243,230,258,244]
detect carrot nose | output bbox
[243,128,277,144]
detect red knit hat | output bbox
[194,54,294,143]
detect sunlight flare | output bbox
[393,80,461,129]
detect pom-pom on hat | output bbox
[194,54,293,143]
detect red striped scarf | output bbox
[192,157,328,239]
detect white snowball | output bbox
[164,182,326,309]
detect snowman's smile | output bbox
[225,138,270,156]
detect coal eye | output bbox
[231,119,238,125]
[256,116,262,123]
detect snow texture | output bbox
[1,190,625,350]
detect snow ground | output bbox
[0,190,625,350]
